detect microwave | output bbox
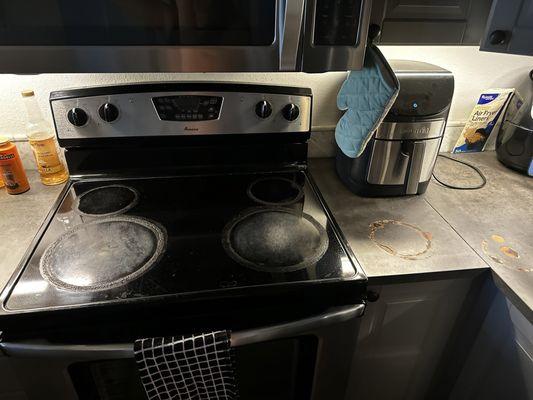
[0,0,371,73]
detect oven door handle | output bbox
[231,303,364,346]
[0,304,365,359]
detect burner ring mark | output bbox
[247,177,304,206]
[222,207,329,273]
[75,184,139,217]
[40,216,167,292]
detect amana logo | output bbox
[184,126,199,131]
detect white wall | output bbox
[380,46,533,151]
[0,46,532,153]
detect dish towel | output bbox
[134,331,239,400]
[335,45,400,158]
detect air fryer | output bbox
[336,60,455,197]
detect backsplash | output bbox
[1,46,531,162]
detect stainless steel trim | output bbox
[367,141,410,185]
[419,137,442,182]
[0,1,284,73]
[0,46,283,73]
[367,137,443,186]
[301,0,371,72]
[375,121,446,140]
[0,304,365,359]
[51,91,312,140]
[406,141,426,195]
[279,0,305,71]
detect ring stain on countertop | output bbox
[369,219,432,260]
[481,235,531,273]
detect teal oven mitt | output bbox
[335,45,399,158]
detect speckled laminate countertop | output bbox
[309,151,532,321]
[0,170,66,291]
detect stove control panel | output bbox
[50,84,312,141]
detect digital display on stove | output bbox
[153,95,222,121]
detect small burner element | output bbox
[222,208,328,273]
[40,216,166,292]
[76,185,139,217]
[247,177,303,206]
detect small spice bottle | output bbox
[0,136,30,195]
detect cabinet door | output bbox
[374,0,492,45]
[480,0,533,56]
[345,276,480,400]
[450,288,533,399]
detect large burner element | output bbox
[76,185,139,217]
[40,216,166,292]
[247,177,303,206]
[222,208,328,273]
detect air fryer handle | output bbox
[405,140,426,195]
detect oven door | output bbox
[0,304,364,400]
[0,0,305,73]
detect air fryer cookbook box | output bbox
[453,89,521,153]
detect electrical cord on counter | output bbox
[432,154,487,190]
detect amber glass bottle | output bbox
[0,137,30,194]
[21,90,69,185]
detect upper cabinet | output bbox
[371,0,493,45]
[479,0,533,56]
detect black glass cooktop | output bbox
[5,170,361,311]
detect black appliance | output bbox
[0,0,372,73]
[496,96,533,176]
[336,60,455,197]
[0,83,367,400]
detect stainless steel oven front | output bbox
[0,305,365,400]
[0,0,371,73]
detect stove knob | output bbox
[67,108,88,127]
[255,100,272,119]
[98,103,119,122]
[282,103,300,121]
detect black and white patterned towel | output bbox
[134,331,239,400]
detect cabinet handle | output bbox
[489,30,508,45]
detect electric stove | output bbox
[0,83,366,318]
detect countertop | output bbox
[0,170,66,291]
[310,152,532,321]
[0,153,531,322]
[427,152,533,321]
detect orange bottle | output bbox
[0,137,30,195]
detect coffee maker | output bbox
[336,60,454,196]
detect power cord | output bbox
[432,154,487,190]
